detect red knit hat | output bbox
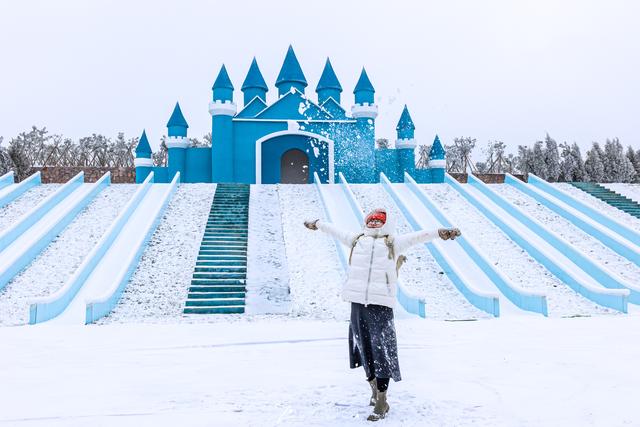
[365,209,386,225]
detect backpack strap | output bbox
[348,233,365,265]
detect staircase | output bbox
[184,183,250,314]
[570,182,640,219]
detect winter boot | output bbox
[368,378,377,406]
[367,391,389,421]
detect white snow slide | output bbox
[0,171,41,209]
[526,173,640,248]
[446,174,630,312]
[313,172,426,317]
[507,174,640,266]
[381,173,499,317]
[0,172,109,291]
[387,172,547,316]
[31,172,179,324]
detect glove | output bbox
[304,219,319,230]
[438,227,461,240]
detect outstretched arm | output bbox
[305,219,360,247]
[394,227,461,254]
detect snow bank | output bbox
[245,185,290,314]
[102,184,215,324]
[0,184,136,325]
[424,184,613,317]
[351,184,488,320]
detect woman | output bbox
[304,208,460,421]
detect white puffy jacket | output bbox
[317,213,438,308]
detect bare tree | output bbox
[416,144,431,169]
[375,138,389,150]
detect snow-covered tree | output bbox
[559,142,585,182]
[531,141,548,179]
[416,144,431,169]
[153,136,168,167]
[516,145,534,176]
[543,134,561,182]
[584,142,605,182]
[447,137,476,173]
[0,136,16,175]
[627,146,640,183]
[375,138,389,150]
[602,138,635,182]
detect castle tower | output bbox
[275,45,307,97]
[350,67,378,182]
[429,134,446,183]
[166,102,189,181]
[316,58,342,105]
[241,57,268,106]
[134,129,153,183]
[209,64,236,182]
[396,105,417,176]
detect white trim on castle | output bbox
[351,103,378,119]
[208,100,237,116]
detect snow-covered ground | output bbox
[351,184,488,320]
[557,183,640,233]
[2,316,639,427]
[603,183,640,204]
[493,183,640,286]
[423,184,613,317]
[278,184,349,320]
[103,184,215,324]
[0,184,61,232]
[245,185,290,314]
[0,185,136,325]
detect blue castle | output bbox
[134,46,446,184]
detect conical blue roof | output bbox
[135,130,152,156]
[429,135,446,159]
[276,45,307,87]
[316,58,342,92]
[353,67,374,93]
[242,58,268,91]
[212,64,234,90]
[166,102,189,128]
[396,105,415,131]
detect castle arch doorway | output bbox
[280,149,309,183]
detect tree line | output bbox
[1,127,638,183]
[377,134,639,183]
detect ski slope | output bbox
[47,183,176,324]
[447,175,630,312]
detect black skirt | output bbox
[349,302,401,382]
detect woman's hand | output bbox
[304,219,319,230]
[438,228,461,240]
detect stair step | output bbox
[190,285,246,292]
[196,260,246,265]
[186,298,245,307]
[184,306,245,314]
[195,266,247,273]
[193,271,246,278]
[191,278,245,285]
[188,291,245,299]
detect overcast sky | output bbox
[0,0,638,155]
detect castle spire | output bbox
[275,45,307,96]
[396,105,415,139]
[316,58,342,104]
[241,57,268,105]
[212,64,234,102]
[353,67,375,104]
[135,129,152,158]
[212,64,234,90]
[166,102,189,129]
[429,135,446,160]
